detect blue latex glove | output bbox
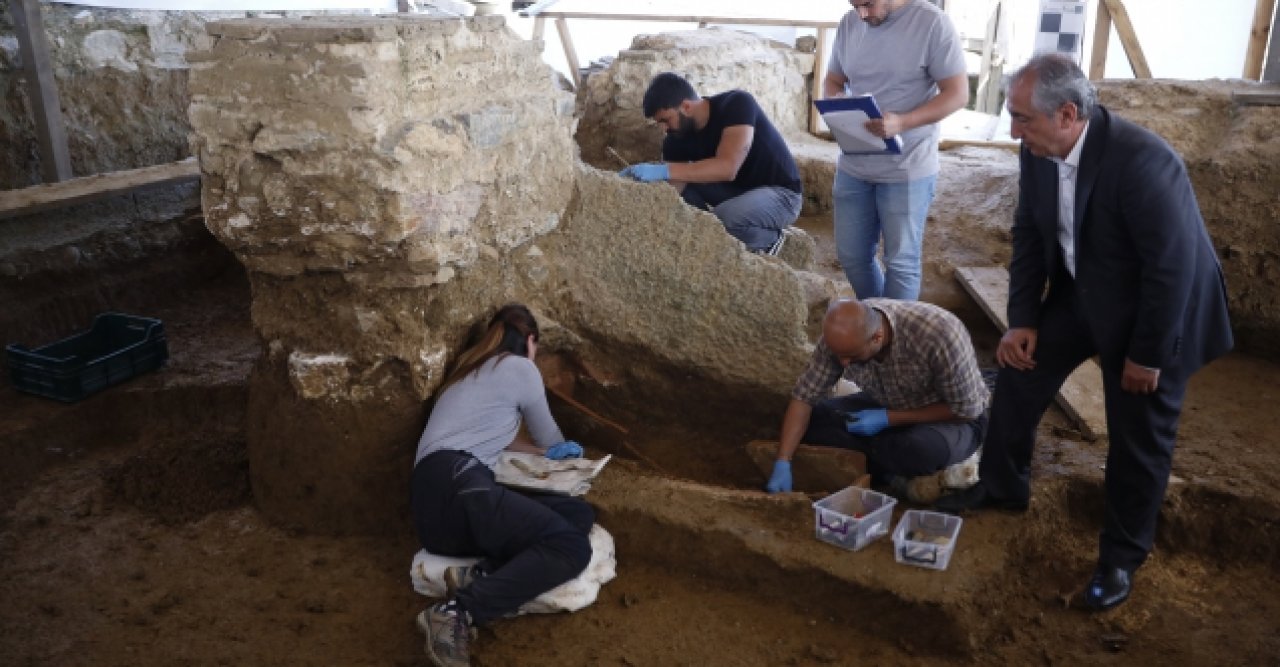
[764,460,792,493]
[618,162,669,183]
[845,409,889,436]
[545,441,584,460]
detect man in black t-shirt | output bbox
[620,72,803,254]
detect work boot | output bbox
[417,601,473,667]
[443,564,481,595]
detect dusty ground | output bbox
[3,208,1280,666]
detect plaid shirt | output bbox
[792,299,989,419]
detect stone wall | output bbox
[0,6,408,190]
[0,6,213,188]
[188,15,829,534]
[574,28,815,170]
[1097,80,1280,360]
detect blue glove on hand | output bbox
[845,409,889,437]
[765,460,792,494]
[618,162,669,183]
[545,441,584,460]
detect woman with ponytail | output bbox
[411,304,593,667]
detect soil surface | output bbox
[3,224,1280,667]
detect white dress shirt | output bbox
[1051,121,1090,277]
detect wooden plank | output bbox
[1100,0,1151,78]
[974,0,1003,114]
[554,18,581,88]
[808,27,830,135]
[517,0,562,17]
[1244,0,1278,79]
[11,0,73,183]
[1088,0,1112,80]
[1233,90,1280,106]
[955,266,1108,441]
[939,139,1020,151]
[536,11,838,29]
[532,15,546,44]
[0,158,199,220]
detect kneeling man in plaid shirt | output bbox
[765,298,989,496]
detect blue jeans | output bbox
[832,170,937,300]
[682,184,802,252]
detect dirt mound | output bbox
[103,434,249,525]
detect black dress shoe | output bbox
[933,483,1028,514]
[1083,565,1133,611]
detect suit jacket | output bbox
[1007,105,1233,376]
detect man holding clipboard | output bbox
[822,0,968,300]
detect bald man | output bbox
[766,298,989,494]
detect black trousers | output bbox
[803,393,985,482]
[980,284,1188,571]
[410,450,594,625]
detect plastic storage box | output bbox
[892,510,963,571]
[6,313,168,403]
[812,485,896,551]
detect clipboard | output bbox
[814,95,903,155]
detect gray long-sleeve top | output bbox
[414,354,564,470]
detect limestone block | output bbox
[545,165,817,394]
[82,29,137,72]
[287,351,352,401]
[775,227,815,272]
[191,15,576,282]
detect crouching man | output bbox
[765,298,988,497]
[620,72,803,255]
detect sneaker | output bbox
[417,602,472,667]
[759,233,786,257]
[940,448,981,490]
[443,564,480,595]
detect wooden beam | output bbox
[0,158,199,220]
[1088,0,1112,80]
[808,27,831,135]
[1232,90,1280,106]
[1100,0,1151,78]
[955,267,1108,441]
[532,15,546,44]
[10,0,73,183]
[1244,0,1278,79]
[1267,2,1280,82]
[535,12,838,29]
[517,0,562,17]
[554,17,581,88]
[975,0,1003,114]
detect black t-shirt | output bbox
[661,90,802,194]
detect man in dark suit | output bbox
[936,54,1233,611]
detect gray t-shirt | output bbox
[827,0,965,182]
[414,354,564,470]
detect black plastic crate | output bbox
[6,313,169,403]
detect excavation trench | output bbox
[4,327,1279,666]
